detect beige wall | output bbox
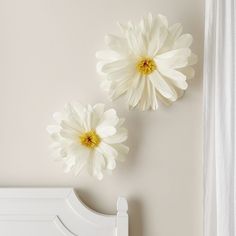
[0,0,204,235]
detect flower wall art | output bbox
[97,13,197,111]
[47,103,129,180]
[47,13,197,179]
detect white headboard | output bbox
[0,188,128,236]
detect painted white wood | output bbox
[0,188,128,236]
[116,197,128,236]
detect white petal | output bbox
[47,125,60,134]
[169,23,183,41]
[173,34,193,49]
[107,66,135,101]
[82,109,92,131]
[64,156,76,173]
[149,81,159,110]
[107,63,135,81]
[105,34,129,55]
[65,102,84,117]
[101,59,131,74]
[116,118,125,128]
[112,144,129,162]
[50,132,62,142]
[96,173,104,180]
[156,48,191,69]
[149,71,177,101]
[96,50,121,60]
[96,126,117,138]
[140,13,153,35]
[92,151,105,180]
[106,157,116,170]
[53,112,65,124]
[96,61,107,75]
[126,29,146,56]
[144,80,152,110]
[86,104,104,130]
[117,22,127,34]
[64,102,85,128]
[159,68,188,89]
[93,103,105,118]
[156,92,173,106]
[60,129,77,140]
[148,17,168,56]
[127,74,145,108]
[98,141,118,158]
[50,146,66,160]
[158,23,183,53]
[103,128,128,144]
[117,21,134,34]
[178,67,195,79]
[137,79,158,111]
[100,78,112,92]
[61,120,83,134]
[74,156,88,175]
[109,78,133,100]
[135,79,150,111]
[98,109,119,127]
[68,143,89,157]
[97,144,117,171]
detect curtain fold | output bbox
[204,0,236,235]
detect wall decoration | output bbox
[47,102,129,180]
[96,13,197,111]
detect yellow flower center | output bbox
[136,57,156,75]
[79,130,101,149]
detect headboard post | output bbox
[116,197,128,236]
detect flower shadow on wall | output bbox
[117,109,145,173]
[78,189,144,236]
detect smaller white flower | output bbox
[47,102,129,180]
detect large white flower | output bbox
[47,102,129,180]
[96,13,197,111]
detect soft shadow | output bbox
[124,110,145,170]
[74,188,116,215]
[75,189,144,236]
[128,197,144,236]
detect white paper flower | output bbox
[96,13,197,111]
[47,102,129,180]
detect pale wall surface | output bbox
[0,0,204,236]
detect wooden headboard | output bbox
[0,188,128,236]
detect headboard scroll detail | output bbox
[0,188,128,236]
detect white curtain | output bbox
[204,0,236,235]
